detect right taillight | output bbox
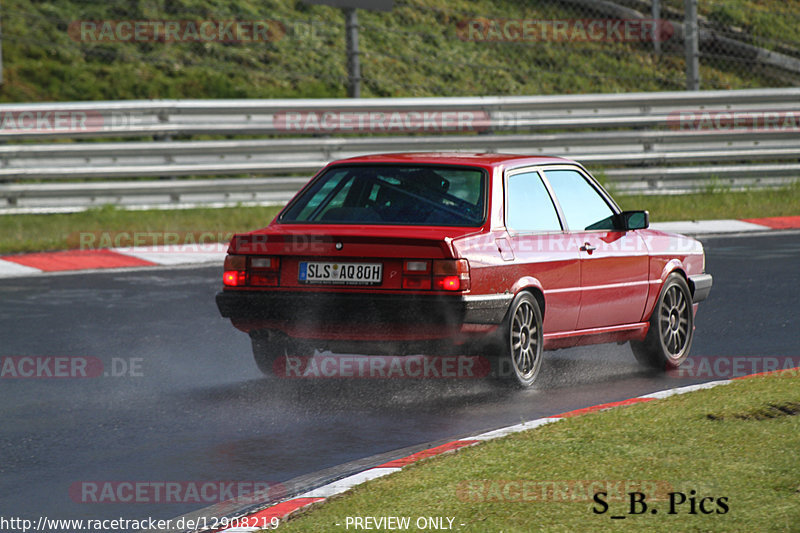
[433,259,470,291]
[400,259,469,291]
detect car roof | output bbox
[331,152,575,169]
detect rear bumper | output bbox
[215,290,512,337]
[689,273,713,303]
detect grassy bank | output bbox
[279,370,800,532]
[2,0,797,103]
[1,184,799,255]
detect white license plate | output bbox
[298,261,383,286]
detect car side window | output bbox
[506,171,562,232]
[543,169,616,231]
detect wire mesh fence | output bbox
[1,0,799,102]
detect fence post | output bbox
[344,7,361,98]
[0,2,4,85]
[652,0,661,56]
[684,0,700,90]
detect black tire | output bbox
[498,292,544,388]
[631,273,694,370]
[249,330,294,376]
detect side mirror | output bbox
[619,210,649,231]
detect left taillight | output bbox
[248,256,280,287]
[223,255,280,287]
[402,260,432,290]
[223,255,246,287]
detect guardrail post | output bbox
[157,109,176,180]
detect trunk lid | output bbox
[227,224,480,291]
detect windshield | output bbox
[279,165,487,227]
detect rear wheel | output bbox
[250,331,294,376]
[631,273,694,370]
[499,292,544,388]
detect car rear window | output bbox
[279,165,487,227]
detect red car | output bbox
[216,153,712,387]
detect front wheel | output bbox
[631,273,694,370]
[499,292,544,388]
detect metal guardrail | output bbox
[3,88,800,139]
[2,88,799,212]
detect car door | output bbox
[541,167,649,330]
[504,168,581,333]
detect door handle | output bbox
[580,242,597,253]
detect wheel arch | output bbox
[659,259,688,285]
[643,260,689,321]
[663,266,695,300]
[509,277,546,320]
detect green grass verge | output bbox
[1,183,799,255]
[616,182,800,222]
[0,204,283,255]
[278,371,800,532]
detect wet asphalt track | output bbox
[1,232,798,527]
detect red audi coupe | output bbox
[216,153,712,387]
